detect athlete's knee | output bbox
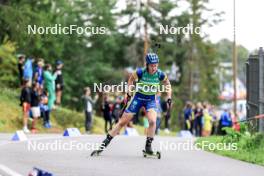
[118,119,127,127]
[148,118,156,127]
[147,109,157,126]
[118,114,132,127]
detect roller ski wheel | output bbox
[142,150,161,159]
[90,150,101,157]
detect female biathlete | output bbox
[91,52,172,156]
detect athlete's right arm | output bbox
[126,73,136,97]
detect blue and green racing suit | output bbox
[125,67,168,114]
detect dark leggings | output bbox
[104,115,112,133]
[194,117,203,137]
[165,114,170,129]
[42,110,50,123]
[85,111,92,132]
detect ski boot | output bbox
[91,134,113,156]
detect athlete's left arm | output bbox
[162,77,172,100]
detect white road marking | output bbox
[0,164,23,176]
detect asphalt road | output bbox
[0,134,263,176]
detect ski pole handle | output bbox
[167,98,172,107]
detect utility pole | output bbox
[232,0,237,116]
[189,40,193,100]
[144,22,148,57]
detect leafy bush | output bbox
[222,127,243,143]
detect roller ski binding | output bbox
[142,150,161,159]
[143,137,161,159]
[90,149,102,157]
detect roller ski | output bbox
[143,137,161,159]
[142,150,161,159]
[90,134,113,157]
[90,149,102,157]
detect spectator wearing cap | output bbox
[54,60,64,106]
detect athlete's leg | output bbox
[95,112,133,153]
[144,97,157,154]
[109,94,141,137]
[93,94,142,154]
[109,112,133,137]
[146,109,157,138]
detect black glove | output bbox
[167,98,172,106]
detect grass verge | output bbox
[196,128,264,166]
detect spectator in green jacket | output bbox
[43,64,57,110]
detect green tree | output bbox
[215,39,249,82]
[177,0,223,104]
[0,39,17,87]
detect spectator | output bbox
[40,91,51,128]
[43,64,57,110]
[184,101,193,133]
[102,95,112,133]
[202,108,212,137]
[219,109,233,135]
[112,96,123,124]
[194,102,203,137]
[142,108,149,135]
[30,82,41,133]
[162,96,171,134]
[82,87,98,134]
[132,111,140,125]
[23,57,35,86]
[54,60,64,106]
[189,104,195,134]
[155,93,162,135]
[20,79,31,133]
[209,105,218,135]
[34,58,44,92]
[232,113,240,132]
[18,55,25,86]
